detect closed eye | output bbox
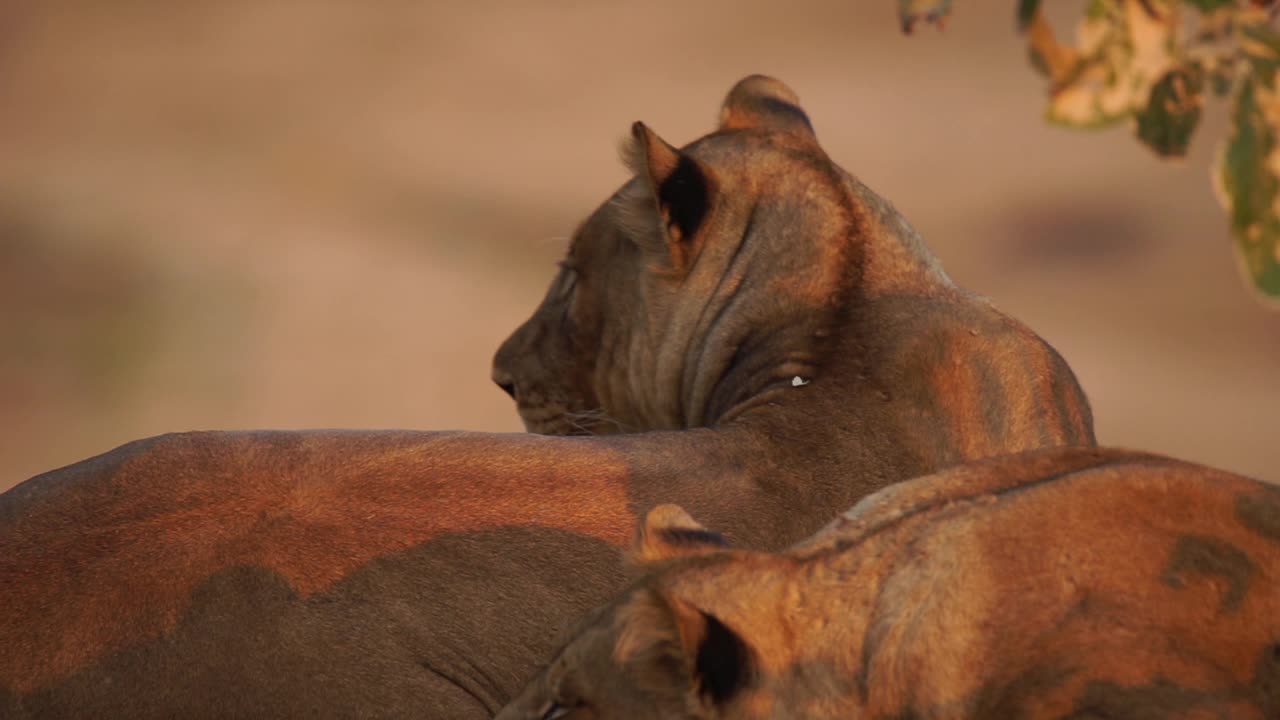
[554,263,578,299]
[540,701,570,720]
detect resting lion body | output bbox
[0,77,1091,717]
[499,447,1280,720]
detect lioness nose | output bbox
[492,370,517,400]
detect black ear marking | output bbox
[630,504,730,566]
[628,123,713,270]
[657,527,729,550]
[718,75,817,141]
[695,611,753,706]
[657,154,710,244]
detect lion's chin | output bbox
[519,407,622,436]
[516,407,575,436]
[521,420,574,436]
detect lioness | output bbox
[0,77,1091,717]
[499,448,1280,720]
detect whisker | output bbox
[563,408,630,434]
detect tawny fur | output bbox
[1,75,1093,718]
[499,448,1280,720]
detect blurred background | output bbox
[1,1,1275,490]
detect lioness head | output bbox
[496,505,781,720]
[492,75,883,435]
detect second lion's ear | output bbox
[614,588,755,710]
[629,504,730,569]
[629,122,713,273]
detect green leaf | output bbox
[1215,75,1280,301]
[1084,0,1114,22]
[1135,66,1205,157]
[1183,0,1238,11]
[1041,1,1178,130]
[1241,23,1280,59]
[1017,0,1042,32]
[1250,56,1280,89]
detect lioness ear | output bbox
[614,589,755,708]
[627,122,713,273]
[629,504,730,568]
[717,74,816,142]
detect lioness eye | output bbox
[554,262,578,299]
[540,701,569,720]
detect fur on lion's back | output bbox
[751,448,1280,718]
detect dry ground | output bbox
[1,1,1275,490]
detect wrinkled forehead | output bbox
[565,125,848,261]
[682,127,837,177]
